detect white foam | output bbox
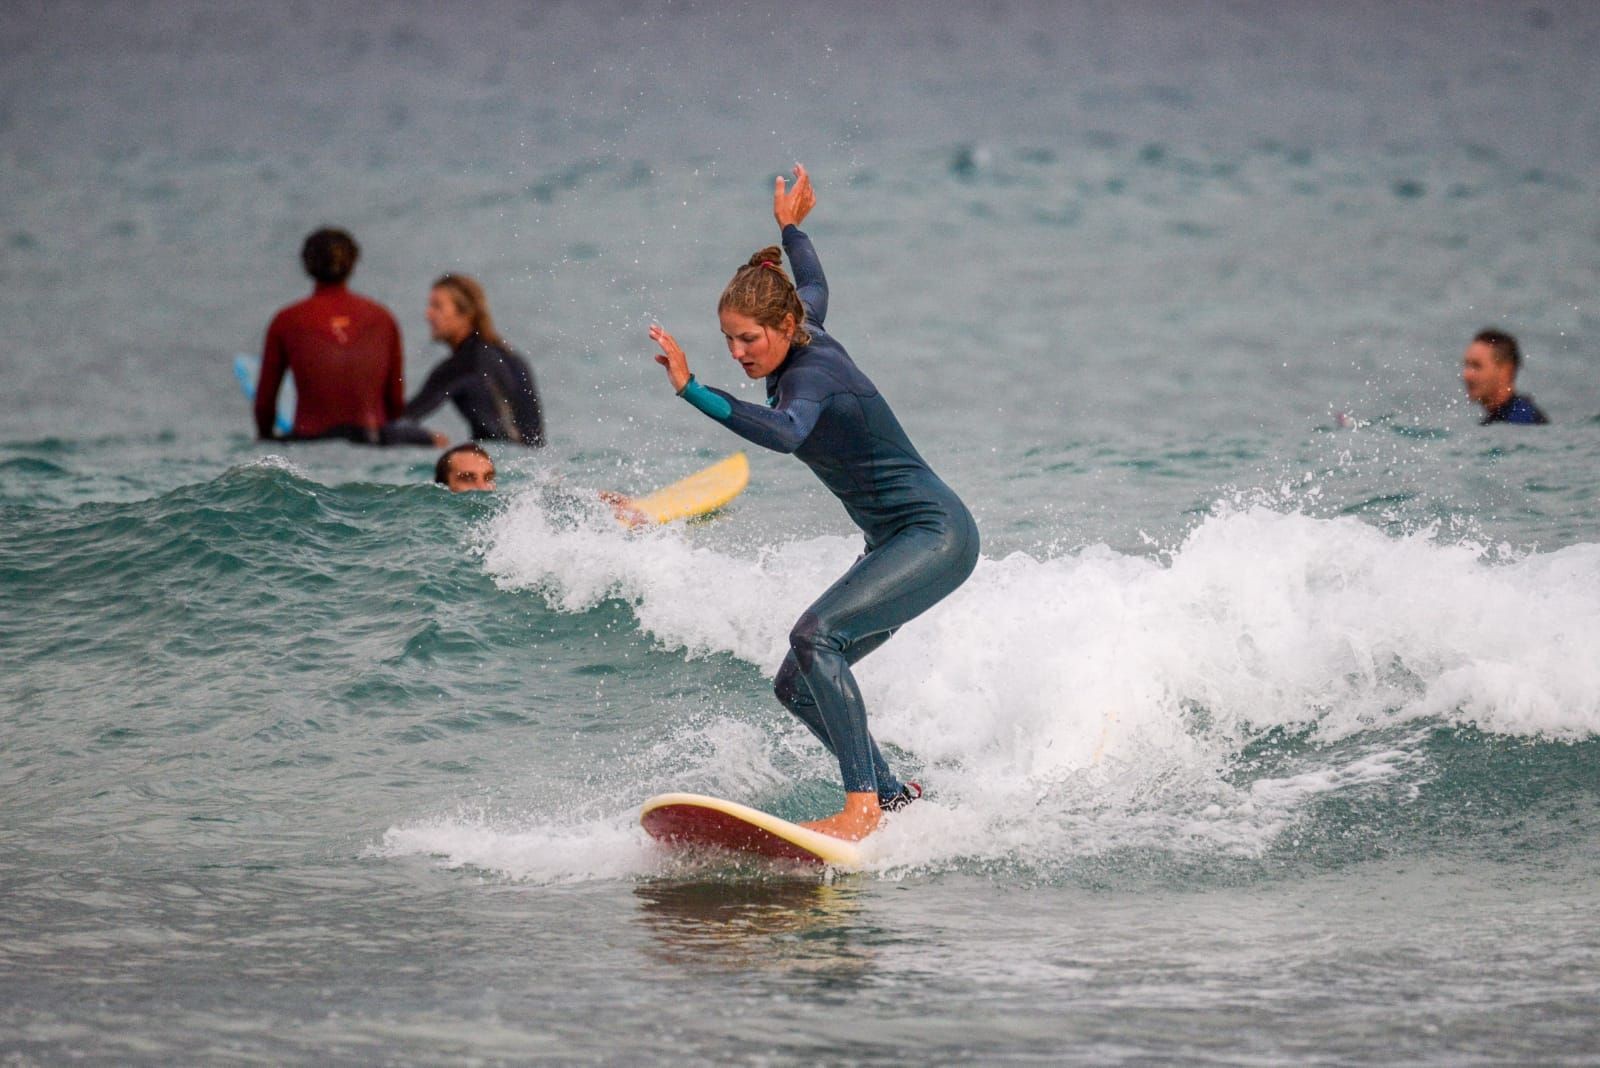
[237,454,306,477]
[378,811,654,885]
[479,478,850,667]
[488,492,1600,741]
[437,497,1600,882]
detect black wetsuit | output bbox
[390,333,545,445]
[1481,394,1549,425]
[679,225,979,803]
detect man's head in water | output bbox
[427,274,504,349]
[301,228,360,286]
[434,443,496,492]
[1462,328,1521,412]
[718,247,812,378]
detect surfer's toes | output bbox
[881,781,922,813]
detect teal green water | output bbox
[6,439,1600,1060]
[6,2,1600,1062]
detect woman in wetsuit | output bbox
[387,274,546,446]
[649,165,979,840]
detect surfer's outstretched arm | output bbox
[774,165,826,324]
[782,226,827,327]
[650,324,822,452]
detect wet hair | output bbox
[300,228,360,285]
[432,273,504,348]
[717,246,811,346]
[1473,327,1522,372]
[434,442,494,485]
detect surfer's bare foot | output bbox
[801,791,882,840]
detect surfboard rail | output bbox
[233,353,293,435]
[640,791,864,869]
[626,452,749,525]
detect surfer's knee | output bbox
[788,611,844,673]
[774,654,807,707]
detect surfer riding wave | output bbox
[649,164,979,840]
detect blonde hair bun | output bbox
[719,246,811,346]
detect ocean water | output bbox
[4,1,1600,1062]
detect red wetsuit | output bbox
[256,284,405,441]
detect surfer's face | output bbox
[720,308,795,378]
[1461,341,1513,407]
[444,451,496,492]
[427,287,473,346]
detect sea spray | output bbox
[377,492,1600,882]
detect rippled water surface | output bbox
[4,2,1600,1063]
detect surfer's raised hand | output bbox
[774,163,815,229]
[650,323,692,393]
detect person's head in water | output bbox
[1462,327,1522,412]
[434,443,496,492]
[301,228,360,286]
[718,247,812,379]
[428,274,504,349]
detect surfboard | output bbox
[640,792,864,869]
[233,353,294,436]
[620,452,749,526]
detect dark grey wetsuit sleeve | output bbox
[782,225,827,325]
[681,375,824,454]
[676,225,830,452]
[402,362,461,422]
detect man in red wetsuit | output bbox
[255,228,407,443]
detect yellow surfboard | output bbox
[620,452,749,526]
[640,792,864,870]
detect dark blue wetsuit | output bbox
[384,334,545,446]
[679,225,979,805]
[1481,394,1549,425]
